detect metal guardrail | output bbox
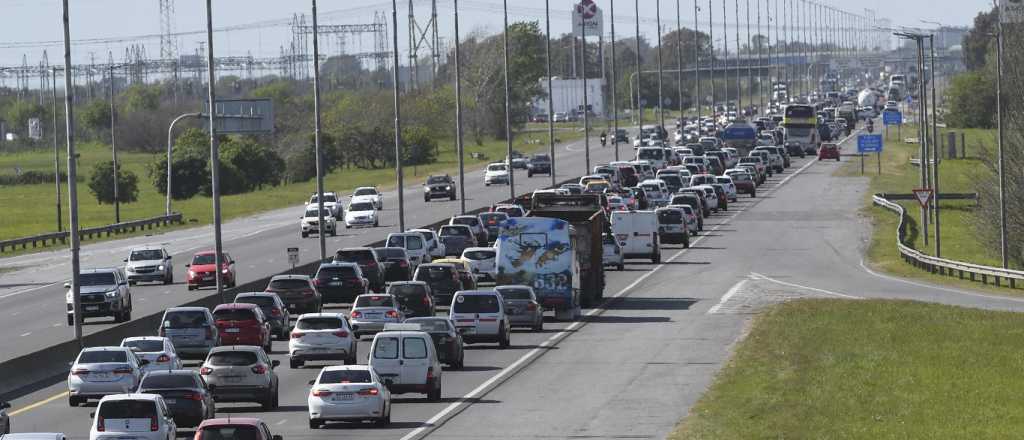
[0,213,183,253]
[872,194,1023,288]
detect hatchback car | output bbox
[313,262,368,305]
[136,370,215,428]
[120,337,182,373]
[68,347,147,407]
[344,199,379,229]
[349,294,404,338]
[461,247,497,283]
[186,251,236,290]
[351,186,384,209]
[158,307,219,360]
[211,303,272,353]
[450,216,488,247]
[819,142,840,161]
[449,290,511,348]
[265,274,321,314]
[307,365,391,428]
[89,394,176,440]
[484,162,510,186]
[289,313,358,368]
[477,212,509,243]
[494,285,543,331]
[123,246,173,285]
[387,281,435,318]
[412,263,462,306]
[724,170,756,197]
[656,207,691,247]
[334,247,385,292]
[194,418,282,440]
[200,346,280,409]
[373,247,413,283]
[233,292,290,340]
[403,318,464,368]
[423,174,456,201]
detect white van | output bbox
[635,147,667,169]
[449,290,511,348]
[609,211,661,263]
[385,233,429,268]
[368,327,442,401]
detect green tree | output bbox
[147,150,208,200]
[78,99,112,138]
[402,126,438,165]
[962,7,997,71]
[221,136,285,190]
[121,84,162,113]
[87,161,139,204]
[945,71,996,129]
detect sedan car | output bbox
[526,154,552,177]
[120,336,182,373]
[349,294,404,339]
[495,285,544,331]
[484,162,510,186]
[345,199,379,228]
[307,365,391,428]
[403,317,464,368]
[136,369,216,428]
[351,186,383,209]
[423,175,456,201]
[68,346,147,407]
[200,346,279,410]
[289,313,358,368]
[819,142,840,161]
[186,251,236,290]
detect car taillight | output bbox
[251,364,267,375]
[150,415,159,431]
[184,392,203,401]
[312,389,332,397]
[527,303,537,311]
[423,295,431,306]
[350,311,362,319]
[291,331,305,339]
[333,330,349,338]
[302,289,314,297]
[199,367,212,375]
[312,278,321,287]
[366,261,377,267]
[72,368,90,376]
[157,354,171,363]
[270,308,282,317]
[426,366,435,382]
[96,416,105,432]
[386,310,399,318]
[399,260,409,268]
[358,387,379,396]
[113,367,132,375]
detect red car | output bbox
[818,143,840,161]
[212,303,272,352]
[195,418,283,440]
[186,251,236,290]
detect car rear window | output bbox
[213,308,257,321]
[140,374,198,390]
[319,369,372,384]
[463,250,495,260]
[452,217,479,227]
[80,272,115,286]
[335,250,375,264]
[122,339,164,353]
[416,266,453,281]
[197,426,260,440]
[452,294,500,313]
[403,337,428,359]
[439,226,471,237]
[208,351,258,366]
[296,317,345,330]
[374,248,407,259]
[98,400,156,419]
[388,284,428,297]
[163,311,209,328]
[317,266,358,279]
[354,295,394,308]
[497,288,532,300]
[235,296,275,307]
[79,350,127,364]
[478,213,507,225]
[268,278,309,290]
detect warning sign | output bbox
[912,188,933,208]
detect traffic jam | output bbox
[5,107,852,439]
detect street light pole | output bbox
[52,67,62,233]
[455,0,468,212]
[502,0,515,200]
[610,0,620,162]
[676,0,684,123]
[694,0,701,121]
[636,0,644,127]
[391,0,406,232]
[61,0,83,348]
[205,0,226,304]
[581,4,592,173]
[311,0,327,262]
[166,112,201,217]
[995,17,1008,268]
[656,0,665,129]
[109,66,119,224]
[928,34,940,258]
[709,0,715,115]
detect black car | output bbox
[527,154,552,177]
[438,225,474,257]
[334,247,385,292]
[373,247,413,283]
[614,129,629,143]
[136,369,215,428]
[264,275,321,314]
[234,292,290,340]
[387,281,435,318]
[404,317,464,368]
[423,175,456,202]
[313,262,368,304]
[478,212,509,243]
[413,264,463,305]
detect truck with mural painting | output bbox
[720,120,758,156]
[495,194,605,321]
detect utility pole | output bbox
[109,66,119,224]
[581,4,592,172]
[656,0,665,129]
[757,0,763,114]
[635,0,643,127]
[52,68,62,233]
[311,0,327,262]
[709,0,715,115]
[391,0,406,231]
[995,7,1008,268]
[734,0,741,113]
[205,0,226,304]
[928,34,941,258]
[722,0,729,107]
[502,0,515,200]
[455,0,468,212]
[62,0,83,348]
[694,0,701,122]
[610,0,620,161]
[676,0,684,123]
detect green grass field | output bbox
[672,299,1024,439]
[0,130,580,245]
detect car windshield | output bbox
[317,266,358,279]
[416,266,453,281]
[129,250,163,261]
[305,208,330,217]
[452,294,500,313]
[310,194,337,203]
[213,308,256,322]
[495,206,524,216]
[405,318,450,332]
[452,217,479,227]
[140,374,198,390]
[79,272,116,286]
[268,278,309,290]
[354,295,394,308]
[235,296,275,307]
[191,254,218,265]
[98,400,156,419]
[78,350,127,364]
[207,351,258,366]
[296,317,344,330]
[488,164,507,172]
[354,188,377,196]
[350,203,374,212]
[198,426,261,440]
[122,339,164,352]
[463,250,495,260]
[427,176,449,184]
[496,288,532,300]
[532,155,550,162]
[163,311,208,328]
[319,369,372,384]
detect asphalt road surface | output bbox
[7,130,1024,439]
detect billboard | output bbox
[572,0,603,38]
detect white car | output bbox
[639,179,670,208]
[90,394,176,440]
[120,337,182,373]
[308,365,392,428]
[695,185,719,212]
[351,187,383,210]
[68,347,147,407]
[484,162,510,186]
[461,247,497,283]
[449,290,511,348]
[289,313,358,368]
[715,176,738,202]
[123,246,173,285]
[668,204,700,235]
[409,228,445,259]
[301,205,337,238]
[308,192,343,219]
[345,199,379,228]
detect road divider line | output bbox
[749,272,862,299]
[9,391,67,416]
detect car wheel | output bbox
[533,317,544,332]
[123,308,132,322]
[836,157,840,162]
[309,419,321,429]
[68,395,81,407]
[374,220,379,228]
[290,358,302,369]
[301,232,308,238]
[330,229,337,237]
[346,344,358,365]
[652,250,661,264]
[428,384,442,402]
[164,274,173,285]
[751,191,756,198]
[498,325,510,349]
[376,409,391,425]
[424,196,430,203]
[188,285,195,291]
[262,390,275,410]
[67,315,74,326]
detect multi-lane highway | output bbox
[5,128,1024,440]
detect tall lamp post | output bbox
[391,0,406,231]
[502,0,515,200]
[61,0,84,348]
[204,0,226,304]
[311,0,327,262]
[455,0,468,212]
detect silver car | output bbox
[200,346,280,409]
[67,346,147,407]
[120,336,183,373]
[158,307,219,360]
[123,246,173,285]
[494,285,543,331]
[349,294,404,339]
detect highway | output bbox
[6,130,1024,440]
[0,133,623,361]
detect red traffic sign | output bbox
[912,188,933,208]
[576,0,598,19]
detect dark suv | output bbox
[373,247,413,282]
[264,275,321,314]
[334,247,385,292]
[387,281,435,318]
[313,262,368,304]
[234,292,290,340]
[423,175,456,202]
[478,212,509,243]
[413,264,462,305]
[526,154,552,177]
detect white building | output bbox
[532,77,606,117]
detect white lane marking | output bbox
[859,258,1024,304]
[274,419,287,426]
[707,279,750,314]
[0,282,60,300]
[749,272,862,299]
[19,332,31,337]
[52,323,61,327]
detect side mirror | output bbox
[89,412,96,419]
[383,378,394,386]
[307,379,315,386]
[184,264,190,268]
[271,360,281,368]
[166,256,172,260]
[0,402,10,410]
[123,258,128,262]
[458,327,470,334]
[64,282,71,289]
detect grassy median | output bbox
[672,299,1024,439]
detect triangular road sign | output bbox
[912,188,933,208]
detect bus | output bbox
[781,104,818,154]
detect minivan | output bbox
[368,328,443,401]
[449,290,511,348]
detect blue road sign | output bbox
[882,110,903,126]
[858,134,884,153]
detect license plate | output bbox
[225,376,242,383]
[164,399,176,404]
[225,328,240,333]
[85,306,99,311]
[203,276,213,281]
[334,393,354,401]
[329,282,342,286]
[90,373,111,380]
[365,313,381,319]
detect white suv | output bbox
[289,313,358,368]
[89,394,176,440]
[301,205,337,238]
